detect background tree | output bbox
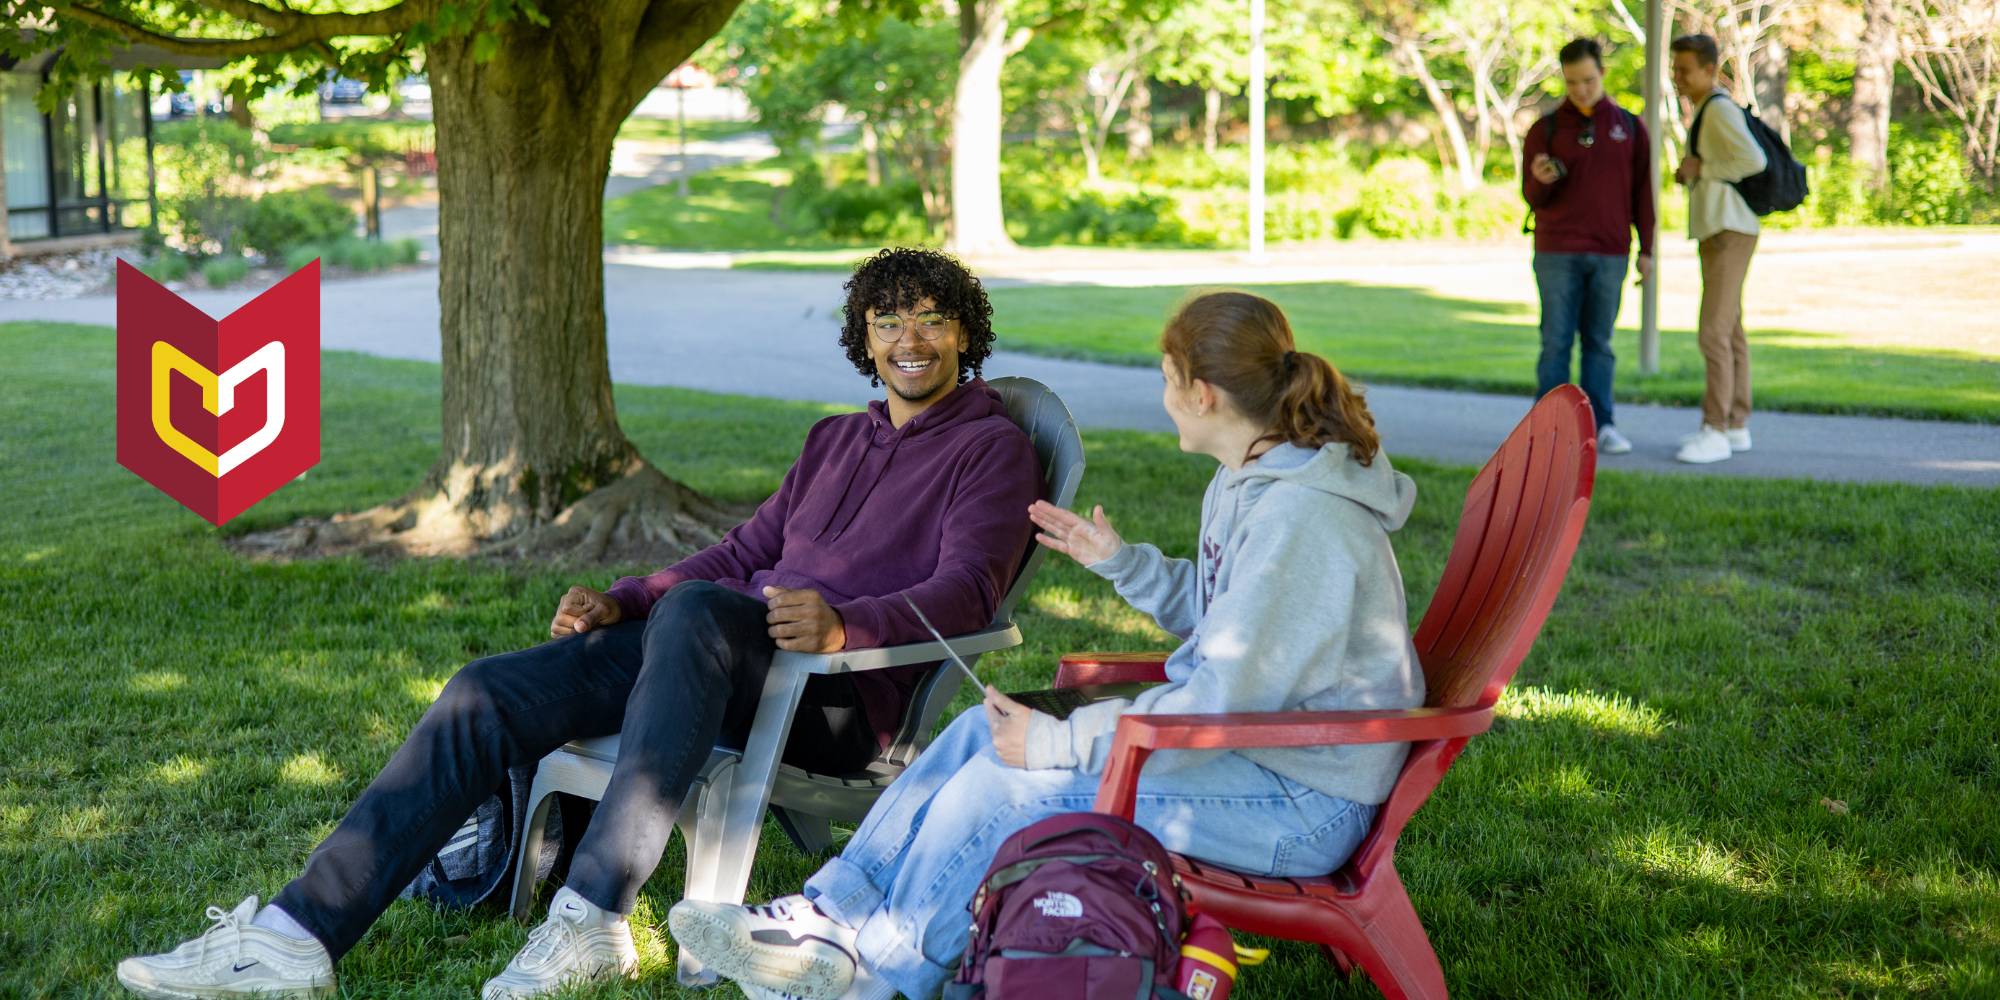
[720,1,956,228]
[5,0,745,561]
[1360,0,1483,189]
[1441,0,1573,173]
[1852,0,1899,185]
[1897,0,2000,185]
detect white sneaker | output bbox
[481,887,639,1000]
[669,895,857,1000]
[1726,426,1752,452]
[116,896,336,999]
[1596,425,1633,455]
[1676,425,1733,464]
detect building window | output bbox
[2,72,52,240]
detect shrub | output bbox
[153,118,262,255]
[242,189,357,260]
[267,121,434,159]
[295,236,423,273]
[201,256,252,288]
[1450,184,1522,239]
[136,252,192,284]
[1356,157,1441,239]
[1800,150,1882,228]
[1884,125,1972,226]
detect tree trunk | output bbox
[250,2,740,562]
[1752,34,1791,145]
[1397,38,1480,190]
[1126,80,1153,162]
[1203,87,1221,155]
[950,0,1018,254]
[861,119,883,187]
[1850,0,1895,187]
[1076,117,1102,182]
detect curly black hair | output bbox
[839,247,996,386]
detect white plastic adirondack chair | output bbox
[505,377,1084,986]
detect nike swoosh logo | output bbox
[232,961,260,972]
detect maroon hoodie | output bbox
[606,378,1043,749]
[1522,95,1656,259]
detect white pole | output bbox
[1249,0,1266,261]
[1640,0,1663,374]
[677,74,690,198]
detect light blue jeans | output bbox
[802,706,1376,998]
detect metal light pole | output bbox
[1248,0,1266,260]
[1640,0,1664,374]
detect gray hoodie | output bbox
[1024,441,1426,805]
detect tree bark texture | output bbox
[1850,0,1895,186]
[353,0,740,559]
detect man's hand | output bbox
[552,586,622,639]
[763,586,846,653]
[1531,153,1563,185]
[984,686,1032,768]
[1676,154,1701,185]
[1635,253,1654,286]
[1028,501,1124,567]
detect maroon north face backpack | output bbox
[946,812,1192,1000]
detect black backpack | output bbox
[1689,94,1807,215]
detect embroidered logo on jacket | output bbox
[1201,536,1223,606]
[1032,892,1084,918]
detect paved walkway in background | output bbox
[8,259,1996,488]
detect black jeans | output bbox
[271,581,877,961]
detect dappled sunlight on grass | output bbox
[278,752,344,788]
[403,590,454,615]
[130,670,187,694]
[1497,687,1671,739]
[47,804,114,843]
[1619,827,1767,897]
[404,675,448,705]
[148,755,209,786]
[20,546,58,562]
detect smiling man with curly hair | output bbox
[114,247,1043,1000]
[838,246,998,405]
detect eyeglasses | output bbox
[1578,119,1596,148]
[870,310,953,343]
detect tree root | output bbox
[227,462,739,567]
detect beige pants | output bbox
[1696,230,1758,429]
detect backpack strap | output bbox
[1688,93,1721,160]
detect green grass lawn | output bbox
[614,118,765,145]
[4,321,1996,998]
[604,161,880,254]
[986,282,2000,424]
[598,159,1998,423]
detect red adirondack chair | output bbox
[1071,384,1597,999]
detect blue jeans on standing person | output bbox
[1533,251,1627,432]
[800,706,1378,999]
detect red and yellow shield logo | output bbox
[116,261,321,525]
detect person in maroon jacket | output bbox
[1522,37,1656,456]
[114,248,1044,1000]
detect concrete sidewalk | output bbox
[7,260,1995,488]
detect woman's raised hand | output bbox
[1028,500,1124,567]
